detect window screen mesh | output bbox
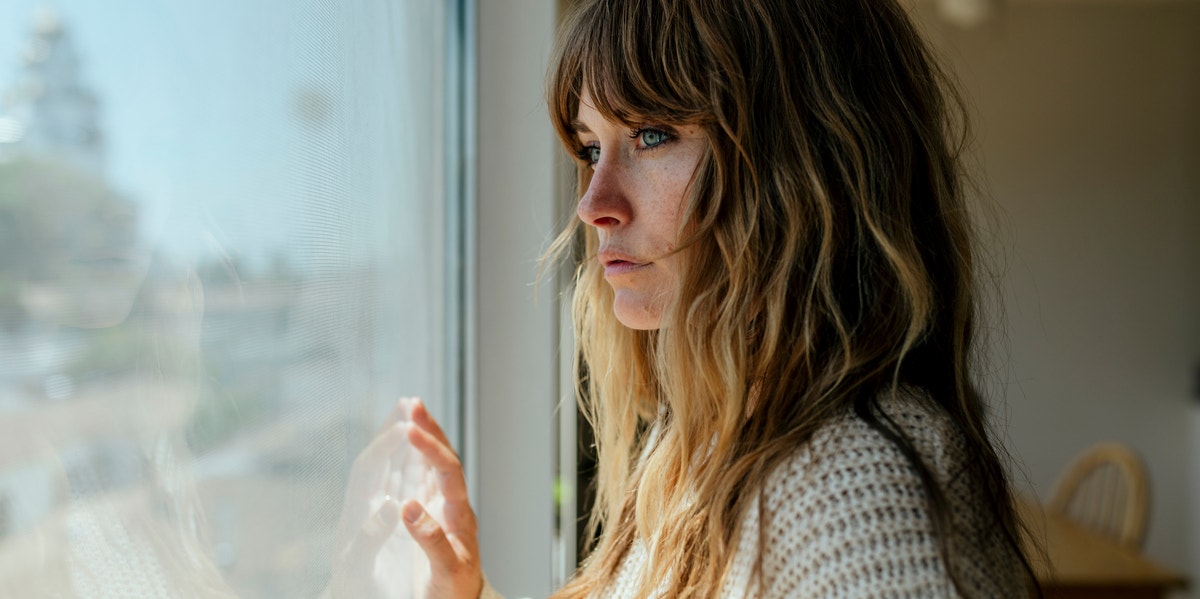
[0,1,456,596]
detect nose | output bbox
[576,159,631,230]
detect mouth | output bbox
[604,260,649,276]
[599,250,649,277]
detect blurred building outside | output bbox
[0,10,389,596]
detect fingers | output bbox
[408,398,453,448]
[353,420,409,474]
[339,397,448,555]
[404,403,478,539]
[342,400,419,522]
[398,403,483,599]
[403,496,477,590]
[401,499,461,568]
[357,398,424,463]
[344,499,402,565]
[406,399,467,502]
[406,423,470,506]
[367,396,426,460]
[375,397,414,437]
[360,397,438,469]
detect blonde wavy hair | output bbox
[545,0,1037,597]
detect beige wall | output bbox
[475,0,560,595]
[912,2,1200,592]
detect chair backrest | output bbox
[1046,442,1150,551]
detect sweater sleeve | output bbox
[757,414,963,598]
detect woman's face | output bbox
[573,90,706,330]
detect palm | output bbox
[329,398,480,599]
[331,401,433,599]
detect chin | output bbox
[612,294,664,331]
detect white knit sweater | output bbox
[481,395,1027,598]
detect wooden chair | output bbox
[1046,442,1150,551]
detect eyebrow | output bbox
[569,120,591,134]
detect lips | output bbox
[598,249,649,277]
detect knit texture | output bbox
[481,394,1027,599]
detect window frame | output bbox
[467,0,563,596]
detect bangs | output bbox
[548,0,712,145]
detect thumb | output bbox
[401,500,458,568]
[345,499,402,564]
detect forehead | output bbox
[571,89,606,134]
[571,87,664,136]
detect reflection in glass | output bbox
[0,2,453,597]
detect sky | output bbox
[0,0,455,423]
[0,0,341,269]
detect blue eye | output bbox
[637,128,670,147]
[578,145,601,165]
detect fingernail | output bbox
[402,502,423,524]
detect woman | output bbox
[351,0,1040,596]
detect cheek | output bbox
[644,177,691,243]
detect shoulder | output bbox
[764,389,967,515]
[797,390,970,492]
[753,393,957,596]
[749,391,1023,598]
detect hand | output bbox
[327,397,483,599]
[401,398,483,599]
[329,398,427,599]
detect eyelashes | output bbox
[577,144,602,165]
[575,125,676,167]
[630,126,671,148]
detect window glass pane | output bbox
[0,1,455,596]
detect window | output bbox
[0,1,465,596]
